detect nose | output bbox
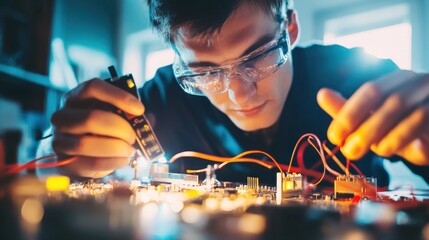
[227,74,257,106]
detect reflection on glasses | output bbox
[173,30,290,96]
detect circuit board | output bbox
[1,168,428,240]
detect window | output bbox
[145,48,174,80]
[323,4,412,69]
[122,29,174,87]
[325,23,412,69]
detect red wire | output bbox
[296,140,331,184]
[3,153,56,171]
[322,142,365,177]
[349,162,364,176]
[346,158,350,175]
[267,162,336,183]
[0,133,354,187]
[309,160,322,170]
[330,145,363,176]
[297,141,308,169]
[2,155,77,175]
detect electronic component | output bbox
[247,177,260,192]
[276,172,304,203]
[45,175,70,191]
[334,175,377,200]
[150,172,199,186]
[105,66,164,162]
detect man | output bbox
[45,0,429,185]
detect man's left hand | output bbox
[317,70,429,166]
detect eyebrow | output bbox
[186,31,277,68]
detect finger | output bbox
[376,106,429,160]
[62,78,144,116]
[52,134,135,158]
[328,71,416,145]
[395,138,429,166]
[316,88,346,118]
[58,156,130,178]
[340,73,429,159]
[340,94,410,159]
[51,109,136,145]
[327,82,382,145]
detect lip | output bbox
[233,102,268,117]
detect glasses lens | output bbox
[177,71,228,95]
[237,46,287,82]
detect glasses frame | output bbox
[173,28,290,96]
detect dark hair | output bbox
[146,0,292,43]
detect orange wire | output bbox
[287,133,324,173]
[287,133,340,177]
[321,141,364,176]
[312,162,326,186]
[186,158,273,174]
[235,150,283,174]
[322,143,348,176]
[217,158,272,169]
[170,151,233,164]
[308,137,341,176]
[306,140,327,186]
[169,150,283,174]
[287,134,308,173]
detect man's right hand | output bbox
[50,78,145,178]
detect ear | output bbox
[286,10,300,48]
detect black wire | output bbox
[38,133,52,140]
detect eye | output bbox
[194,71,221,83]
[237,49,277,76]
[243,51,271,69]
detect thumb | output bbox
[316,88,346,118]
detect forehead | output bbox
[174,2,278,65]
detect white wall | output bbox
[294,0,429,71]
[294,0,364,43]
[117,0,151,74]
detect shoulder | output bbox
[292,44,399,97]
[139,65,183,107]
[293,43,397,72]
[140,65,176,96]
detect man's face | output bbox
[175,3,294,131]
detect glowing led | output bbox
[169,201,184,213]
[181,205,201,224]
[220,198,234,211]
[45,175,70,191]
[184,189,202,199]
[237,213,265,234]
[140,202,159,223]
[127,79,135,88]
[21,198,44,224]
[158,156,168,163]
[255,196,266,205]
[204,198,218,210]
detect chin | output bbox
[231,117,277,132]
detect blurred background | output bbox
[0,0,428,184]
